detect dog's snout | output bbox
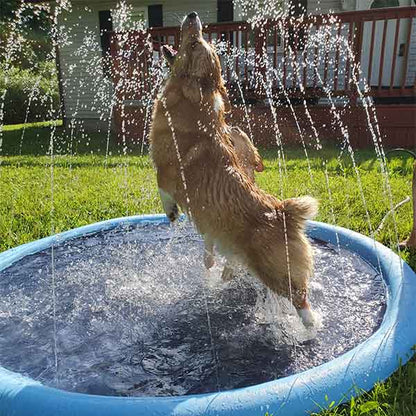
[181,11,202,39]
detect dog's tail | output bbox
[282,196,318,221]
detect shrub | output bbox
[0,61,60,124]
[0,19,53,71]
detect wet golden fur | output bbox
[150,15,318,311]
[161,44,263,182]
[228,126,264,182]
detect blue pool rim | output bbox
[0,214,415,416]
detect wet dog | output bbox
[150,12,318,326]
[162,45,263,182]
[162,44,265,271]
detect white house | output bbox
[42,0,415,131]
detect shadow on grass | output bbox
[2,125,414,174]
[2,126,148,157]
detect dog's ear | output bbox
[219,84,231,113]
[254,155,264,172]
[162,45,177,67]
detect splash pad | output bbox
[0,214,414,416]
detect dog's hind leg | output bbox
[297,302,316,327]
[292,287,316,327]
[159,188,179,222]
[247,240,316,327]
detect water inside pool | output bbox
[0,221,385,396]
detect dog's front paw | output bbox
[168,204,179,222]
[221,265,235,282]
[204,252,215,269]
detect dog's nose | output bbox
[187,11,198,19]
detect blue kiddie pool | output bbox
[0,214,415,416]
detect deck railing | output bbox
[110,6,416,103]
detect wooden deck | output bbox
[109,7,416,148]
[111,7,416,100]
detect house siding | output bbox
[59,2,113,124]
[58,0,416,126]
[59,0,217,124]
[308,0,343,13]
[355,0,413,10]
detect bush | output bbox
[0,18,53,71]
[0,61,60,124]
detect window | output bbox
[98,10,113,58]
[148,5,163,27]
[98,10,113,76]
[370,0,399,7]
[112,6,148,31]
[217,0,234,45]
[217,0,234,22]
[288,1,307,51]
[289,0,307,16]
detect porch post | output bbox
[350,19,364,105]
[254,25,267,96]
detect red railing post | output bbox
[254,24,267,96]
[367,20,376,86]
[401,16,413,91]
[377,18,389,92]
[350,19,364,105]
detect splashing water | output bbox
[0,222,385,396]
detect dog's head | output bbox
[180,11,203,45]
[165,12,229,108]
[175,12,221,81]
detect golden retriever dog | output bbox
[162,45,264,183]
[162,43,265,270]
[150,11,318,326]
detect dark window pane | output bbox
[98,10,113,77]
[98,10,113,57]
[289,0,307,16]
[217,0,234,22]
[149,5,163,27]
[371,0,399,8]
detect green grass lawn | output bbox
[1,119,63,132]
[0,124,415,415]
